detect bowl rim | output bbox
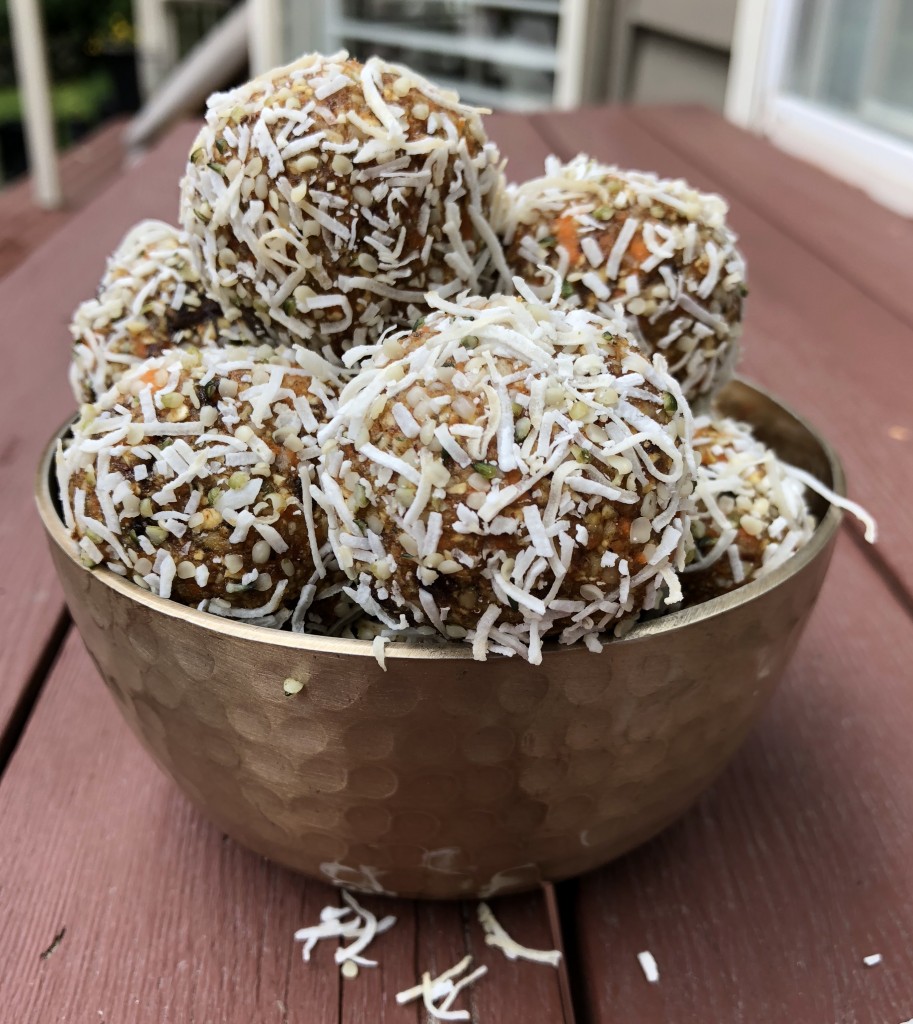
[36,377,845,662]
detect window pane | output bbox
[786,0,913,143]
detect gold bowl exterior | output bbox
[36,380,843,899]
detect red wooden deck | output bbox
[1,106,912,1024]
[0,118,127,282]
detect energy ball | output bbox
[69,220,247,405]
[498,155,746,404]
[58,345,342,626]
[682,416,816,603]
[316,292,696,663]
[180,52,507,353]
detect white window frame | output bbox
[725,0,913,217]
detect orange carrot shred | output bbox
[555,215,580,264]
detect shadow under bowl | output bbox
[36,378,843,899]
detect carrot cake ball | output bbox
[498,155,746,404]
[179,52,507,354]
[682,416,815,603]
[58,344,342,627]
[69,220,248,405]
[315,290,697,663]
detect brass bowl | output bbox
[36,379,843,899]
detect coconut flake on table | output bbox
[395,954,488,1021]
[477,902,562,967]
[637,950,660,983]
[294,890,396,975]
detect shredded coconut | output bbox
[180,52,506,353]
[294,890,395,974]
[637,950,659,983]
[498,154,746,402]
[372,634,390,670]
[477,902,562,967]
[396,954,487,1021]
[317,292,695,663]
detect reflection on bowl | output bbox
[36,379,843,899]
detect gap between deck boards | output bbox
[550,880,583,1024]
[0,611,70,774]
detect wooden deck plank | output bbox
[0,630,342,1024]
[338,895,422,1023]
[462,893,570,1023]
[632,104,913,333]
[486,110,554,179]
[532,106,913,593]
[0,112,568,1024]
[569,532,913,1023]
[0,633,567,1022]
[0,118,128,282]
[0,122,196,749]
[339,893,570,1023]
[8,101,907,1023]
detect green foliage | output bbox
[0,0,131,37]
[0,72,113,125]
[0,0,133,86]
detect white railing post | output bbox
[726,0,794,131]
[7,0,61,208]
[249,0,284,76]
[554,0,590,109]
[126,2,249,151]
[133,0,177,100]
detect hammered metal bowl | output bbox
[36,379,843,899]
